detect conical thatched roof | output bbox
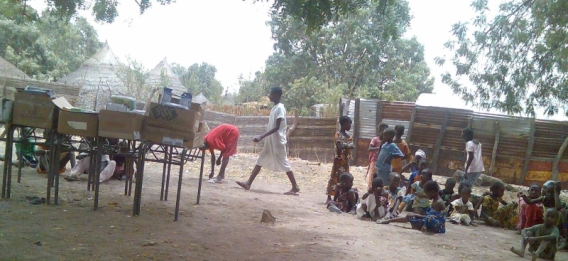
[58,42,125,111]
[0,56,30,78]
[193,93,211,105]
[148,58,187,96]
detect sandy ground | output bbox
[0,152,567,261]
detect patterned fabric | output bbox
[326,131,353,196]
[482,195,519,229]
[409,208,447,234]
[525,224,559,260]
[391,141,411,173]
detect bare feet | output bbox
[509,247,524,257]
[236,181,250,190]
[284,187,300,195]
[530,251,538,261]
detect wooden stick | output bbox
[488,121,500,176]
[286,109,299,139]
[431,111,449,174]
[552,135,568,181]
[519,119,535,184]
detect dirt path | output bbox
[0,153,566,261]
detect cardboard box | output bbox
[142,125,204,148]
[146,103,200,132]
[98,110,145,140]
[12,91,56,129]
[190,101,206,121]
[53,97,99,137]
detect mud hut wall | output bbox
[204,111,337,163]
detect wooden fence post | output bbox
[339,98,343,117]
[352,99,361,166]
[488,121,500,176]
[468,116,473,128]
[519,119,536,184]
[431,111,450,174]
[375,101,383,136]
[552,136,568,181]
[406,106,417,145]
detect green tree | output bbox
[31,0,396,32]
[171,62,224,103]
[436,0,568,116]
[116,56,152,101]
[247,0,433,111]
[0,2,101,80]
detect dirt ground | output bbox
[1,152,567,261]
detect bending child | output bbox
[449,186,477,226]
[356,177,388,221]
[510,208,560,261]
[377,181,447,234]
[328,172,359,214]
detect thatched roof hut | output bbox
[58,42,125,111]
[0,56,30,79]
[148,58,187,96]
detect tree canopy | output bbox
[0,1,101,80]
[436,0,568,116]
[171,62,224,104]
[238,0,434,114]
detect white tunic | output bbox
[256,103,291,172]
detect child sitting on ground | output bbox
[439,177,459,208]
[510,208,560,261]
[516,184,544,232]
[328,172,359,214]
[356,177,388,221]
[377,181,446,234]
[449,186,477,226]
[403,168,434,215]
[382,172,404,220]
[481,181,519,229]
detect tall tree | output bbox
[0,2,101,80]
[243,0,433,112]
[29,0,396,32]
[436,0,568,116]
[171,62,224,103]
[116,56,152,101]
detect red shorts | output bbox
[204,124,240,157]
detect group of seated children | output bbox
[328,117,567,260]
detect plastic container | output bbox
[24,86,55,98]
[160,87,173,104]
[106,103,128,112]
[111,95,136,111]
[179,92,193,108]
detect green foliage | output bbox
[437,0,568,116]
[239,0,433,112]
[116,56,152,101]
[171,62,224,103]
[0,2,101,80]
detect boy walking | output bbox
[236,87,300,195]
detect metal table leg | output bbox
[196,148,205,204]
[164,146,173,201]
[93,138,103,210]
[174,148,187,221]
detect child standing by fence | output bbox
[367,123,388,189]
[392,125,411,174]
[375,128,404,187]
[326,116,354,203]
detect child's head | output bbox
[382,128,396,143]
[388,172,401,188]
[445,177,456,191]
[460,185,472,203]
[394,124,405,138]
[432,200,445,212]
[269,87,283,103]
[418,158,428,172]
[372,177,384,191]
[490,181,506,198]
[339,172,354,189]
[377,123,389,137]
[528,183,541,199]
[423,180,440,200]
[544,208,560,227]
[420,168,433,183]
[339,116,352,132]
[414,149,426,163]
[462,127,474,142]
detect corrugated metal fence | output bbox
[342,98,568,186]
